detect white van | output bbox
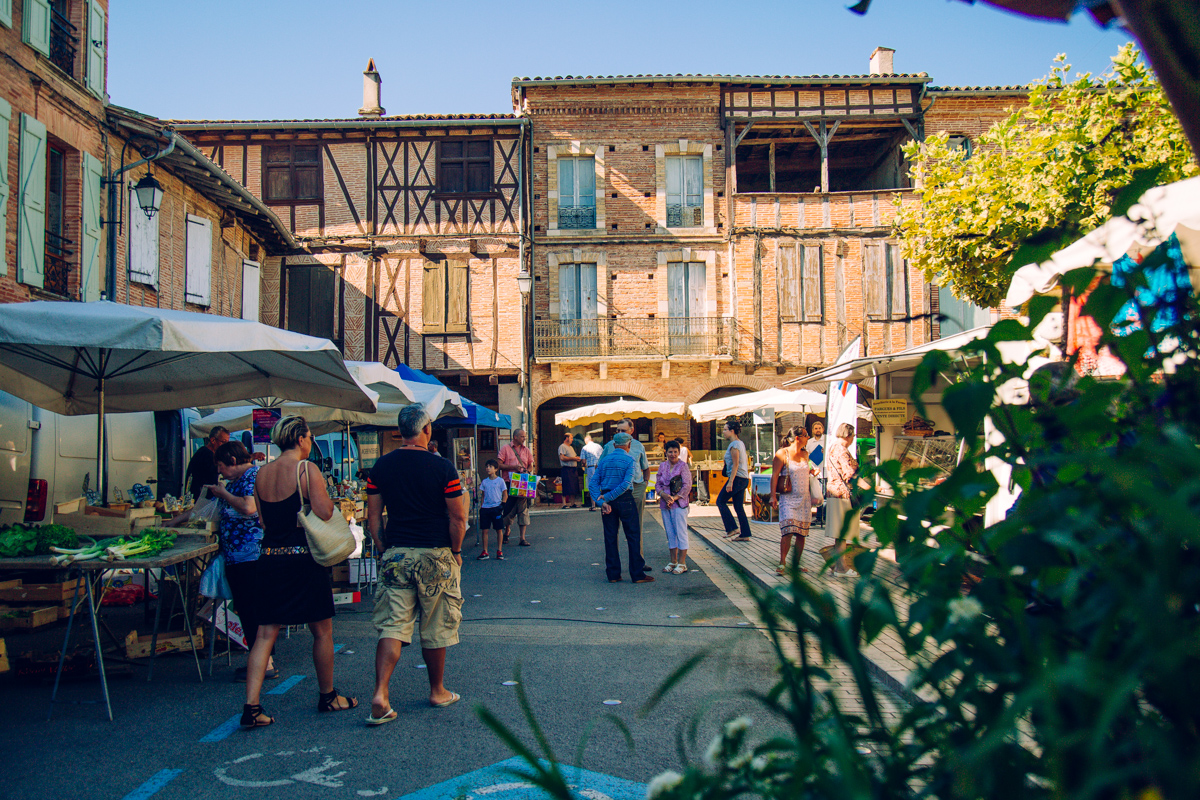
[0,390,200,526]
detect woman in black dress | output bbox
[240,415,357,728]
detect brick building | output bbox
[1,0,291,316]
[173,63,529,464]
[515,49,1022,470]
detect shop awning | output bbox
[688,387,828,422]
[554,399,687,427]
[783,326,993,387]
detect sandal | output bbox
[673,564,688,575]
[519,540,531,547]
[240,703,274,729]
[662,563,677,573]
[776,563,786,576]
[317,688,359,713]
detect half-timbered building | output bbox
[174,65,528,443]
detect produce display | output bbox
[0,523,79,558]
[51,528,178,565]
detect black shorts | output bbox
[480,506,504,531]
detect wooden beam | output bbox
[733,121,755,149]
[768,142,775,193]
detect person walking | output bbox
[593,432,653,584]
[240,416,356,729]
[654,440,692,574]
[809,420,827,529]
[770,426,814,576]
[558,432,582,509]
[825,422,862,577]
[581,434,603,510]
[718,418,753,541]
[366,403,468,725]
[601,419,651,570]
[477,459,507,561]
[203,441,276,681]
[498,428,535,547]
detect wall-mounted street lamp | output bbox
[516,272,532,296]
[132,170,164,220]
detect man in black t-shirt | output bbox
[365,403,467,723]
[186,426,229,499]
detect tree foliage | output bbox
[896,44,1196,308]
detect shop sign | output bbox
[252,407,282,443]
[872,399,909,426]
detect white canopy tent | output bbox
[688,387,829,422]
[555,399,688,427]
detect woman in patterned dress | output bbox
[770,426,813,576]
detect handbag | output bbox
[669,474,684,496]
[295,461,356,567]
[775,468,793,495]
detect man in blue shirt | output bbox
[601,418,652,571]
[593,433,653,584]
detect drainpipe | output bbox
[515,119,530,432]
[104,131,177,303]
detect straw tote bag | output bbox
[295,461,355,567]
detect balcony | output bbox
[666,204,703,228]
[534,317,732,361]
[557,204,596,230]
[44,229,74,298]
[49,5,78,77]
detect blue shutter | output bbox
[21,0,51,56]
[0,98,10,276]
[0,0,13,30]
[81,152,103,301]
[86,0,106,100]
[17,114,47,289]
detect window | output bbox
[129,184,159,286]
[0,99,10,274]
[864,243,907,319]
[43,144,70,296]
[938,286,990,336]
[667,261,707,352]
[438,140,492,194]
[286,264,335,340]
[263,144,322,203]
[242,260,260,322]
[85,0,105,98]
[780,245,824,322]
[17,113,48,289]
[666,156,703,227]
[557,157,595,229]
[947,136,973,159]
[887,244,908,318]
[185,214,212,307]
[422,260,469,333]
[558,262,598,354]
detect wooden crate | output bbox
[0,605,59,631]
[331,565,350,582]
[0,578,84,604]
[0,579,20,591]
[0,638,8,672]
[124,627,205,659]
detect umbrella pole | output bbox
[96,371,107,506]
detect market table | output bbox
[0,534,217,721]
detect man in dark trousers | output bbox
[365,403,468,724]
[186,426,229,499]
[592,432,654,584]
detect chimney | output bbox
[870,47,895,75]
[359,59,385,118]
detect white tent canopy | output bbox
[1005,176,1200,308]
[688,387,828,422]
[555,399,687,427]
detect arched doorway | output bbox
[534,394,647,472]
[690,386,756,453]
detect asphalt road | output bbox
[0,509,791,799]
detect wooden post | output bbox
[768,142,776,193]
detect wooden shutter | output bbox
[888,244,907,318]
[445,260,469,333]
[22,0,50,55]
[802,245,824,321]
[80,152,103,301]
[422,260,446,333]
[129,184,158,285]
[17,113,47,288]
[863,244,885,318]
[86,0,106,99]
[185,214,212,306]
[558,264,577,319]
[0,98,10,275]
[0,0,12,30]
[242,260,260,322]
[579,264,597,318]
[667,262,686,317]
[779,245,798,320]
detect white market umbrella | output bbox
[346,361,418,405]
[555,399,687,427]
[0,301,377,501]
[1005,176,1200,308]
[688,387,828,422]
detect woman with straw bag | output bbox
[239,416,358,729]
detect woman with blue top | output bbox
[204,441,276,681]
[718,418,753,541]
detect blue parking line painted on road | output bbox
[334,643,346,653]
[266,674,307,695]
[121,768,183,799]
[394,757,645,800]
[200,714,243,742]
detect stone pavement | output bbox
[679,502,931,707]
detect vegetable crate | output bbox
[0,605,59,631]
[53,508,161,539]
[0,638,8,673]
[0,578,84,604]
[124,627,205,659]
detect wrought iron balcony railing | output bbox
[535,316,732,359]
[666,204,703,227]
[557,204,596,230]
[44,228,74,298]
[49,5,78,77]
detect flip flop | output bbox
[432,691,461,708]
[366,708,398,726]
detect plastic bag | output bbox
[199,552,234,600]
[190,497,221,526]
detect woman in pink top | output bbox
[655,440,692,574]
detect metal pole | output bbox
[96,358,107,505]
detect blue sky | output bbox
[109,0,1133,121]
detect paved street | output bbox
[0,506,914,800]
